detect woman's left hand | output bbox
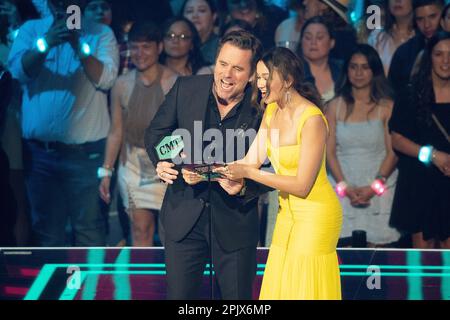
[353,186,375,206]
[214,163,249,181]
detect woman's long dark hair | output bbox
[383,0,414,36]
[253,47,323,110]
[412,31,450,127]
[335,44,393,121]
[159,16,208,75]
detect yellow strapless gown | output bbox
[259,103,343,300]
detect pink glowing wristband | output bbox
[371,177,387,196]
[335,181,348,198]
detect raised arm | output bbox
[76,25,119,89]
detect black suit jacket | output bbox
[145,75,268,252]
[388,34,425,95]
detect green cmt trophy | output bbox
[155,135,184,161]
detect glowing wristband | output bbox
[335,181,348,198]
[418,145,433,165]
[79,42,91,58]
[371,179,386,196]
[36,37,49,53]
[97,167,113,179]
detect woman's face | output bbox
[431,39,450,81]
[389,0,413,19]
[163,21,194,59]
[183,0,216,39]
[256,61,284,104]
[348,53,373,90]
[441,8,450,32]
[301,23,335,62]
[84,0,112,26]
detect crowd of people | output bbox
[0,0,449,250]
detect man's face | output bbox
[303,0,328,19]
[130,41,162,72]
[228,0,258,26]
[84,0,112,26]
[214,42,253,104]
[415,4,443,39]
[49,0,83,19]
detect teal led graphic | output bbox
[407,251,423,300]
[23,250,450,301]
[113,248,131,300]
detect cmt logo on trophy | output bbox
[156,136,185,161]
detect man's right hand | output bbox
[44,19,72,49]
[156,161,179,184]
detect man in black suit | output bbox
[145,31,265,300]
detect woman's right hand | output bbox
[99,177,111,204]
[432,150,450,177]
[346,186,361,206]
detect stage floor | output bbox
[1,248,449,300]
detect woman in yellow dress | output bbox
[216,47,343,300]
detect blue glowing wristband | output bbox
[418,145,434,165]
[36,37,49,53]
[97,167,113,179]
[79,42,91,59]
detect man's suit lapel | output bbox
[179,75,213,164]
[183,75,213,135]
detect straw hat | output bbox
[320,0,350,23]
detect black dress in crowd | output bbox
[389,88,450,241]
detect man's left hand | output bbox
[217,178,244,196]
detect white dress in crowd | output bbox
[329,101,400,245]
